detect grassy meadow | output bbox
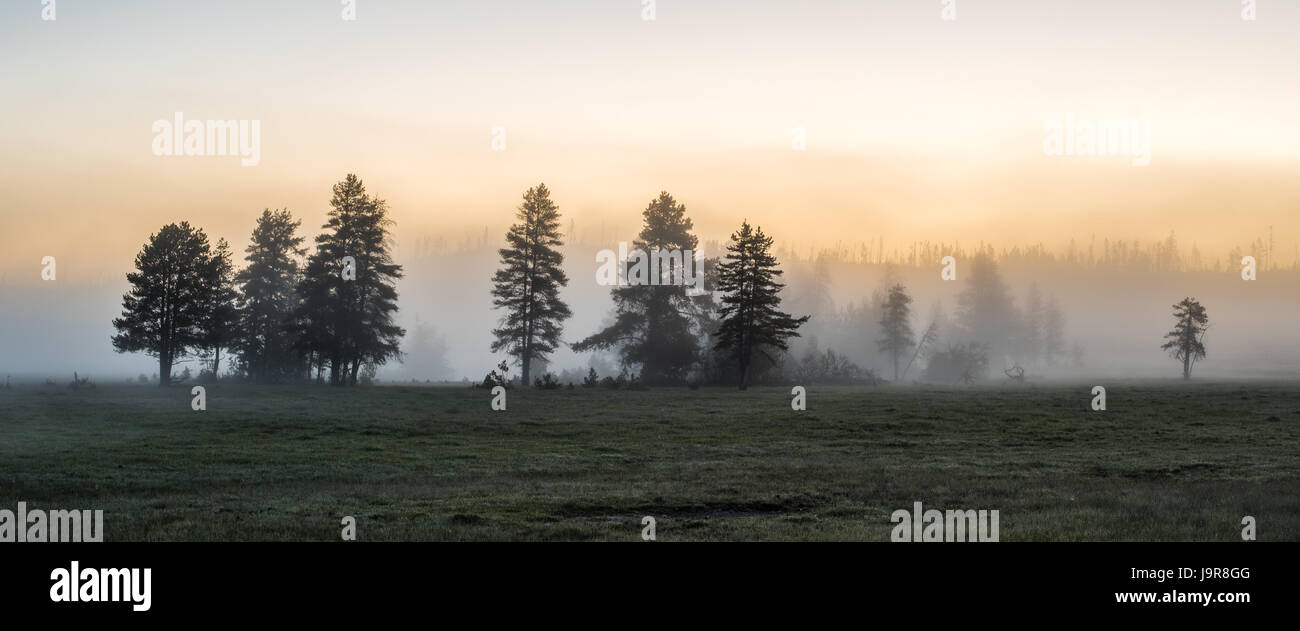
[1,381,1298,541]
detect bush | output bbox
[598,371,647,390]
[922,343,989,385]
[534,373,561,389]
[478,360,511,389]
[792,348,875,385]
[582,368,599,388]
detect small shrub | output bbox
[478,360,511,389]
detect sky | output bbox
[1,0,1298,377]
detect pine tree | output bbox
[199,238,239,379]
[347,186,405,383]
[573,191,706,385]
[112,222,217,386]
[877,284,915,381]
[293,174,405,385]
[713,220,808,390]
[489,183,572,384]
[234,209,306,382]
[956,252,1020,354]
[1161,297,1209,379]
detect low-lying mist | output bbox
[3,237,1297,385]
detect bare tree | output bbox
[901,320,938,381]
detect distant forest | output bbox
[407,228,1293,275]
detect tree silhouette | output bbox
[489,183,571,384]
[1161,297,1208,379]
[573,191,707,385]
[111,222,217,386]
[292,174,404,385]
[877,284,915,381]
[956,252,1019,355]
[199,238,239,379]
[713,220,808,390]
[233,209,306,382]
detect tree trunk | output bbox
[1183,350,1191,380]
[213,347,221,379]
[159,352,171,387]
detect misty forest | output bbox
[87,174,1266,393]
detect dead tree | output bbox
[69,372,94,390]
[901,321,939,382]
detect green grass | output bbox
[1,381,1297,541]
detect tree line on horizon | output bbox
[483,184,1215,387]
[401,225,1292,277]
[771,231,1289,274]
[108,175,814,390]
[481,184,1047,390]
[108,176,1213,388]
